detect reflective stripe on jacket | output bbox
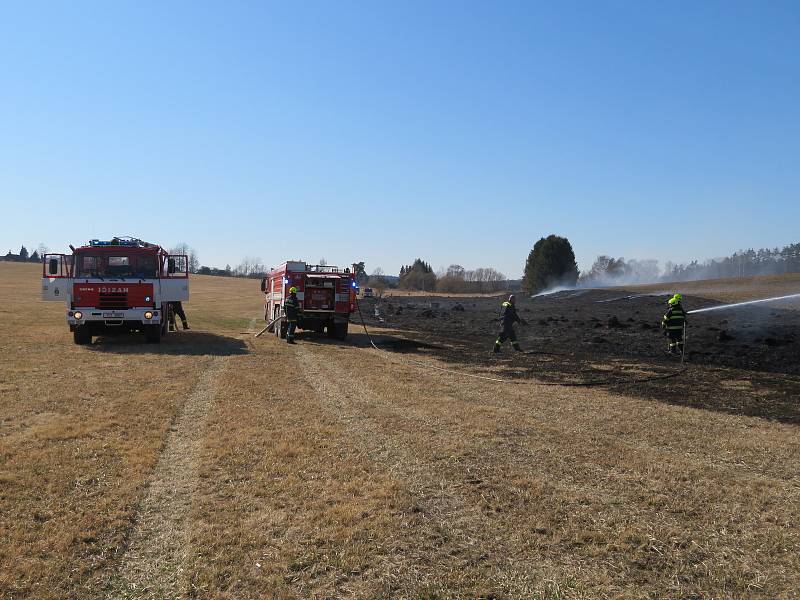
[284,295,301,321]
[662,304,686,330]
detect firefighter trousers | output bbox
[169,301,188,329]
[494,324,521,351]
[667,330,684,352]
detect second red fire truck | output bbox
[261,261,357,340]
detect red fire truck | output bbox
[261,261,357,340]
[41,237,189,344]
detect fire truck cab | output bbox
[41,237,189,344]
[262,261,357,340]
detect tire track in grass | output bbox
[107,356,227,599]
[293,344,539,596]
[110,319,259,598]
[295,344,474,518]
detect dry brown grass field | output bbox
[1,261,799,599]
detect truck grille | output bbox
[98,292,128,310]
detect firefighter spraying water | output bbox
[661,293,687,356]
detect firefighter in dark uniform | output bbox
[284,286,301,344]
[661,293,687,355]
[493,294,527,353]
[168,301,189,331]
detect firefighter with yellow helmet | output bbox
[493,294,527,353]
[284,286,302,344]
[661,293,687,355]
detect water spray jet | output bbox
[687,293,800,314]
[595,292,671,303]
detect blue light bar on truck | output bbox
[89,237,150,248]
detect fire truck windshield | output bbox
[75,254,158,279]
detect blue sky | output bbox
[2,1,799,277]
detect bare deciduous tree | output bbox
[368,267,388,297]
[235,256,265,278]
[437,265,506,293]
[170,242,200,273]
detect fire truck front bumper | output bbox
[68,308,162,326]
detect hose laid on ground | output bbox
[254,316,280,338]
[354,296,688,388]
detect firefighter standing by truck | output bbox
[493,294,527,353]
[661,293,687,355]
[168,301,190,331]
[284,286,301,344]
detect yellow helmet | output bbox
[668,297,678,306]
[673,293,683,302]
[289,286,298,294]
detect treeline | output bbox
[435,265,508,293]
[197,259,263,278]
[380,259,508,293]
[3,240,283,281]
[399,259,437,291]
[522,236,800,292]
[2,245,46,263]
[197,265,235,277]
[664,243,800,281]
[1,241,207,274]
[162,245,260,278]
[579,241,800,286]
[26,234,793,291]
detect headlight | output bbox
[144,311,153,319]
[145,295,151,302]
[74,311,83,320]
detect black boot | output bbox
[182,321,190,330]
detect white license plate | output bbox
[103,312,124,318]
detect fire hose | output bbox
[254,316,281,338]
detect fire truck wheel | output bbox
[145,324,162,344]
[73,327,92,345]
